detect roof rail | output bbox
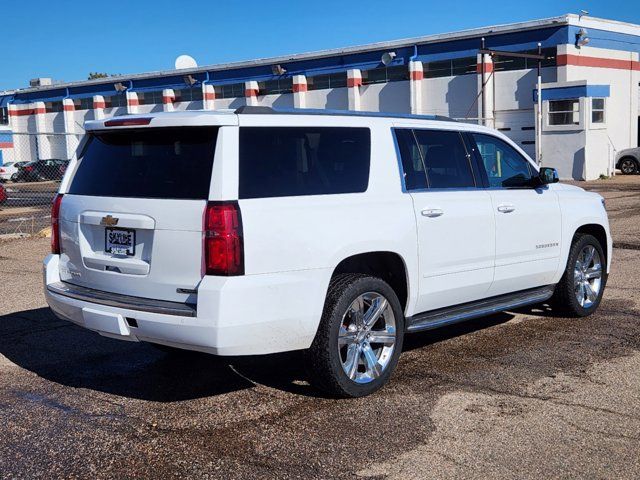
[234,106,456,122]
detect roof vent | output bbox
[29,78,53,88]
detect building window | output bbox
[175,88,203,102]
[216,83,245,99]
[45,101,63,113]
[548,99,580,126]
[307,72,347,90]
[361,65,409,85]
[257,78,293,95]
[0,107,8,125]
[424,60,455,78]
[138,91,163,105]
[493,47,557,72]
[421,47,557,79]
[74,97,93,110]
[104,95,127,108]
[592,98,605,123]
[451,57,478,75]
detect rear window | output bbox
[69,127,218,199]
[239,127,370,199]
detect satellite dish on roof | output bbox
[175,55,198,70]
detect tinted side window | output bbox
[239,127,370,199]
[471,133,533,188]
[394,129,427,190]
[413,130,475,189]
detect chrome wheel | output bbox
[574,245,603,308]
[620,159,637,175]
[338,292,397,384]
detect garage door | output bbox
[494,110,536,159]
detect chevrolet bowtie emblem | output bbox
[100,215,119,227]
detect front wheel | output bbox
[553,233,607,317]
[306,274,404,398]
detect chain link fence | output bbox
[0,133,78,238]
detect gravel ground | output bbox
[1,177,639,479]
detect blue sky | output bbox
[1,0,638,91]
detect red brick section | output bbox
[410,70,424,81]
[93,99,106,109]
[476,62,494,74]
[204,90,216,101]
[162,94,175,104]
[9,107,45,116]
[127,97,139,106]
[347,77,362,88]
[245,87,259,97]
[63,103,75,112]
[292,83,307,93]
[557,54,640,71]
[0,142,13,148]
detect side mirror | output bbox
[538,167,559,185]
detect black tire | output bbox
[552,233,607,317]
[618,157,638,175]
[306,273,405,398]
[10,174,19,182]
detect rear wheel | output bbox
[553,234,607,317]
[306,274,404,397]
[619,157,638,175]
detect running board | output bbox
[406,285,555,333]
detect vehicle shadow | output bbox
[0,305,555,402]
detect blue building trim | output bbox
[534,84,611,102]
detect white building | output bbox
[0,13,638,180]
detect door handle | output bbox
[421,208,444,218]
[497,204,516,213]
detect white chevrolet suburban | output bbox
[44,106,611,397]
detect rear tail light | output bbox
[204,202,244,276]
[104,118,152,127]
[0,168,5,173]
[25,166,33,172]
[51,194,63,254]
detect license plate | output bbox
[105,228,136,256]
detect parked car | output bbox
[0,161,27,182]
[13,159,69,182]
[616,147,640,174]
[43,107,611,397]
[0,183,6,204]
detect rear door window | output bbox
[239,127,370,199]
[394,129,428,191]
[413,129,476,189]
[69,127,218,199]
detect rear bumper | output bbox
[44,254,330,356]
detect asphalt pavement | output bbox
[0,176,639,479]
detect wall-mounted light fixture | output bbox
[381,51,397,66]
[183,75,197,86]
[576,28,590,48]
[271,64,287,75]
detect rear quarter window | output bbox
[239,127,370,199]
[69,127,218,199]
